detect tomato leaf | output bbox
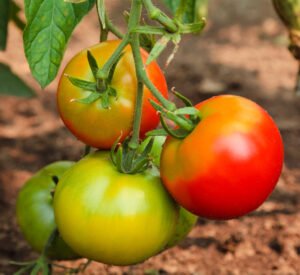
[0,0,10,51]
[23,0,95,88]
[0,63,35,97]
[67,76,97,91]
[163,0,208,24]
[10,1,26,31]
[75,92,101,104]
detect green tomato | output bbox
[16,161,79,260]
[53,152,179,266]
[165,207,197,248]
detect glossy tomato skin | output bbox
[160,95,284,220]
[57,40,168,149]
[16,161,79,260]
[53,152,179,266]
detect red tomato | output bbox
[57,40,168,149]
[160,95,284,220]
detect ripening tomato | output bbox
[57,40,168,149]
[53,152,179,266]
[160,95,284,220]
[16,161,79,260]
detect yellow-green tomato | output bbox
[165,207,197,248]
[16,161,79,260]
[53,152,179,266]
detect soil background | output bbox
[1,0,300,274]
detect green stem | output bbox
[143,0,178,33]
[126,0,144,149]
[106,17,124,39]
[97,36,130,79]
[132,40,176,111]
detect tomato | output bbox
[53,152,179,266]
[57,40,168,149]
[165,207,197,249]
[139,136,197,248]
[16,161,79,260]
[160,95,284,220]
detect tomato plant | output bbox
[57,40,168,149]
[160,95,284,220]
[53,152,179,265]
[16,161,79,260]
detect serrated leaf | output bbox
[0,0,10,50]
[23,0,95,88]
[67,76,97,91]
[75,92,101,104]
[146,35,171,65]
[0,63,35,97]
[163,0,208,24]
[10,1,26,31]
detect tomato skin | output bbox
[57,40,168,149]
[139,136,197,248]
[16,161,79,260]
[165,207,197,248]
[53,152,179,266]
[160,95,284,220]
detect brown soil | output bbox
[1,0,300,274]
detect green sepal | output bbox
[146,35,171,65]
[173,90,193,106]
[100,92,110,109]
[150,99,194,131]
[159,114,190,139]
[75,92,101,104]
[174,106,201,117]
[179,20,206,34]
[87,50,99,80]
[107,52,125,84]
[146,128,169,137]
[67,76,97,91]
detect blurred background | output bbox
[0,0,300,274]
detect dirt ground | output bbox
[1,0,300,274]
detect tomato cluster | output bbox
[16,40,283,266]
